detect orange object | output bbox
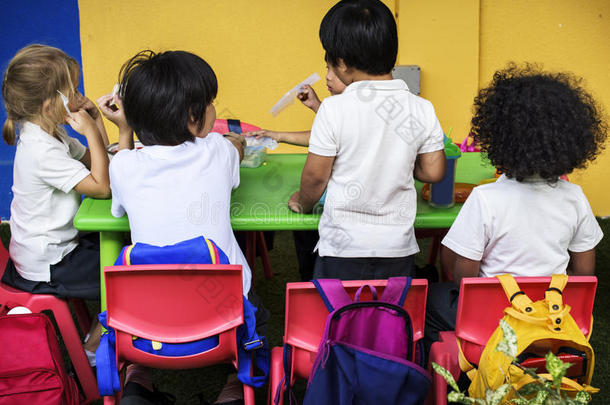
[421,182,475,203]
[268,279,428,405]
[104,264,255,405]
[428,276,597,405]
[0,243,99,403]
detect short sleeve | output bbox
[417,101,444,154]
[216,134,240,189]
[308,101,337,157]
[109,152,126,218]
[441,188,491,261]
[37,143,90,193]
[568,192,603,252]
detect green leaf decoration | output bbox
[485,384,511,405]
[574,390,592,404]
[545,351,572,387]
[447,391,471,404]
[496,319,518,358]
[521,366,540,380]
[432,362,460,393]
[509,398,529,405]
[518,382,542,396]
[530,389,550,405]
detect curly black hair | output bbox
[471,63,607,182]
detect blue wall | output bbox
[0,0,84,220]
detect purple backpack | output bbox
[301,277,431,405]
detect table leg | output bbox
[99,231,124,310]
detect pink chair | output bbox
[268,279,428,405]
[429,276,597,405]
[0,242,99,403]
[103,263,255,404]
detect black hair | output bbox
[319,0,397,75]
[471,63,607,182]
[118,50,218,146]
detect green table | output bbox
[74,152,494,307]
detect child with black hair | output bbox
[289,0,446,280]
[425,63,606,351]
[98,50,267,404]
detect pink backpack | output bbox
[0,308,81,405]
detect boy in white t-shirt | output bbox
[425,64,606,352]
[289,0,446,279]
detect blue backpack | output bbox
[278,277,430,405]
[96,236,269,396]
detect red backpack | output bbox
[0,308,81,404]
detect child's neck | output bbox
[344,71,393,85]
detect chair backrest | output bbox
[456,276,597,364]
[0,241,8,279]
[284,279,428,353]
[104,264,243,343]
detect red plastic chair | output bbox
[0,241,98,403]
[429,276,597,405]
[268,279,428,405]
[103,263,255,404]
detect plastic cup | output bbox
[429,141,461,208]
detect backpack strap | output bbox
[312,279,352,312]
[497,274,536,315]
[545,274,567,314]
[379,277,412,306]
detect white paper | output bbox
[270,72,321,116]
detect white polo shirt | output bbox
[309,79,444,258]
[109,133,252,294]
[442,175,603,277]
[9,122,90,281]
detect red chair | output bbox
[0,242,99,403]
[429,276,597,405]
[268,279,428,405]
[103,263,255,404]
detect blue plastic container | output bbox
[429,140,461,208]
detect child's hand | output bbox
[288,191,304,213]
[97,93,131,132]
[297,85,321,113]
[66,109,98,137]
[223,131,246,161]
[244,129,281,142]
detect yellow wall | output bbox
[79,0,610,214]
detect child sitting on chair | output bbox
[425,63,606,351]
[98,50,268,404]
[289,0,446,280]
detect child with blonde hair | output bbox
[2,44,110,300]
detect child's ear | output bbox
[336,58,349,74]
[42,98,53,115]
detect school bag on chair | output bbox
[0,306,81,405]
[464,274,598,399]
[300,277,430,405]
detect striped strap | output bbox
[122,245,135,266]
[204,237,219,264]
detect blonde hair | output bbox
[2,44,79,145]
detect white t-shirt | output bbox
[9,122,90,281]
[308,79,444,258]
[442,175,603,277]
[109,133,251,294]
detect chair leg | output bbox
[268,346,285,405]
[243,383,256,405]
[51,300,99,403]
[245,232,257,282]
[70,298,93,336]
[256,231,273,280]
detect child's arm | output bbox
[78,95,110,147]
[66,110,111,198]
[567,249,595,276]
[97,94,134,151]
[441,245,480,285]
[244,129,311,147]
[288,153,334,213]
[414,150,446,183]
[223,132,246,161]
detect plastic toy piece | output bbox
[421,182,475,203]
[109,83,120,112]
[270,73,321,116]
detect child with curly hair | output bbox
[425,63,606,350]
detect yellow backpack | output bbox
[461,274,598,399]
